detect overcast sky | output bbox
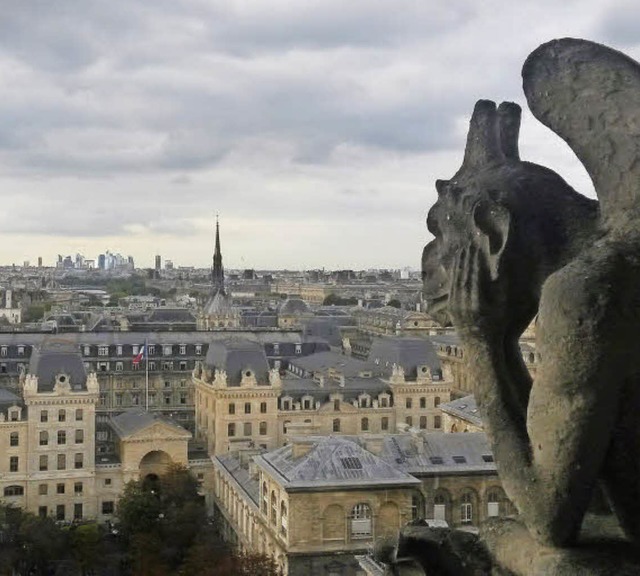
[0,1,635,269]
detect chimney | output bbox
[364,436,385,456]
[291,436,315,458]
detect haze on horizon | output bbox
[1,1,632,269]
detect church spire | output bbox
[212,214,225,294]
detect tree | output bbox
[69,522,104,575]
[387,299,402,309]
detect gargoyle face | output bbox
[422,180,477,325]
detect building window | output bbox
[271,491,277,524]
[244,422,252,436]
[434,415,442,429]
[104,478,112,486]
[434,396,441,407]
[164,394,171,405]
[74,453,83,469]
[406,416,413,427]
[261,482,268,514]
[58,409,66,422]
[75,430,84,444]
[39,455,48,471]
[260,402,267,414]
[74,482,83,495]
[40,410,48,423]
[381,417,389,431]
[244,402,251,414]
[83,346,91,356]
[228,423,235,437]
[56,505,65,521]
[334,399,340,411]
[0,346,6,357]
[9,456,18,472]
[98,346,108,356]
[420,397,426,409]
[74,503,83,520]
[406,398,412,409]
[179,345,186,355]
[280,501,288,536]
[38,506,48,518]
[17,346,24,356]
[295,344,302,355]
[461,493,473,524]
[117,345,123,356]
[38,484,48,496]
[75,409,83,421]
[283,421,290,434]
[259,421,267,435]
[419,416,427,429]
[332,418,340,432]
[57,483,65,495]
[148,362,156,371]
[350,504,372,539]
[57,454,66,470]
[10,432,18,447]
[163,345,172,356]
[162,362,173,371]
[115,362,123,372]
[58,431,66,445]
[180,361,187,371]
[102,501,114,515]
[4,485,24,497]
[195,345,202,355]
[180,393,187,405]
[361,417,369,431]
[380,397,388,408]
[148,345,155,355]
[228,403,235,415]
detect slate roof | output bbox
[0,387,21,408]
[28,339,87,392]
[257,436,420,491]
[205,339,270,385]
[110,408,191,439]
[368,336,441,379]
[288,351,381,377]
[216,453,261,506]
[379,432,495,476]
[280,376,389,401]
[439,395,482,428]
[203,291,234,315]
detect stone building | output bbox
[0,338,209,524]
[212,432,512,576]
[439,395,483,433]
[194,338,453,458]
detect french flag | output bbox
[133,343,146,366]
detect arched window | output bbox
[280,501,288,536]
[261,482,268,514]
[350,503,372,539]
[361,417,369,431]
[4,485,24,497]
[271,491,277,524]
[332,418,340,432]
[461,493,473,524]
[411,492,425,520]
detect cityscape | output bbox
[0,2,630,576]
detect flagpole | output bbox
[145,338,149,411]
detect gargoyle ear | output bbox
[472,197,510,281]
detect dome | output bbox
[278,297,311,315]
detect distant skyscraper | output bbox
[37,257,42,268]
[155,255,161,270]
[98,254,106,270]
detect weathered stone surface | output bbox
[421,38,640,575]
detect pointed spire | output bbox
[212,214,225,295]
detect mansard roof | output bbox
[257,436,420,491]
[110,408,189,439]
[28,338,87,392]
[438,395,482,428]
[204,339,270,385]
[368,336,441,379]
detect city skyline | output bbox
[1,1,629,269]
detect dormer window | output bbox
[0,346,6,357]
[295,344,302,355]
[98,346,108,356]
[9,409,19,422]
[83,346,90,356]
[163,346,172,356]
[17,346,24,356]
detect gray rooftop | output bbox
[368,336,441,379]
[288,350,381,377]
[29,339,87,392]
[110,408,191,439]
[280,376,389,401]
[205,339,270,385]
[257,436,420,491]
[439,395,483,428]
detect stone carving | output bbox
[421,38,640,574]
